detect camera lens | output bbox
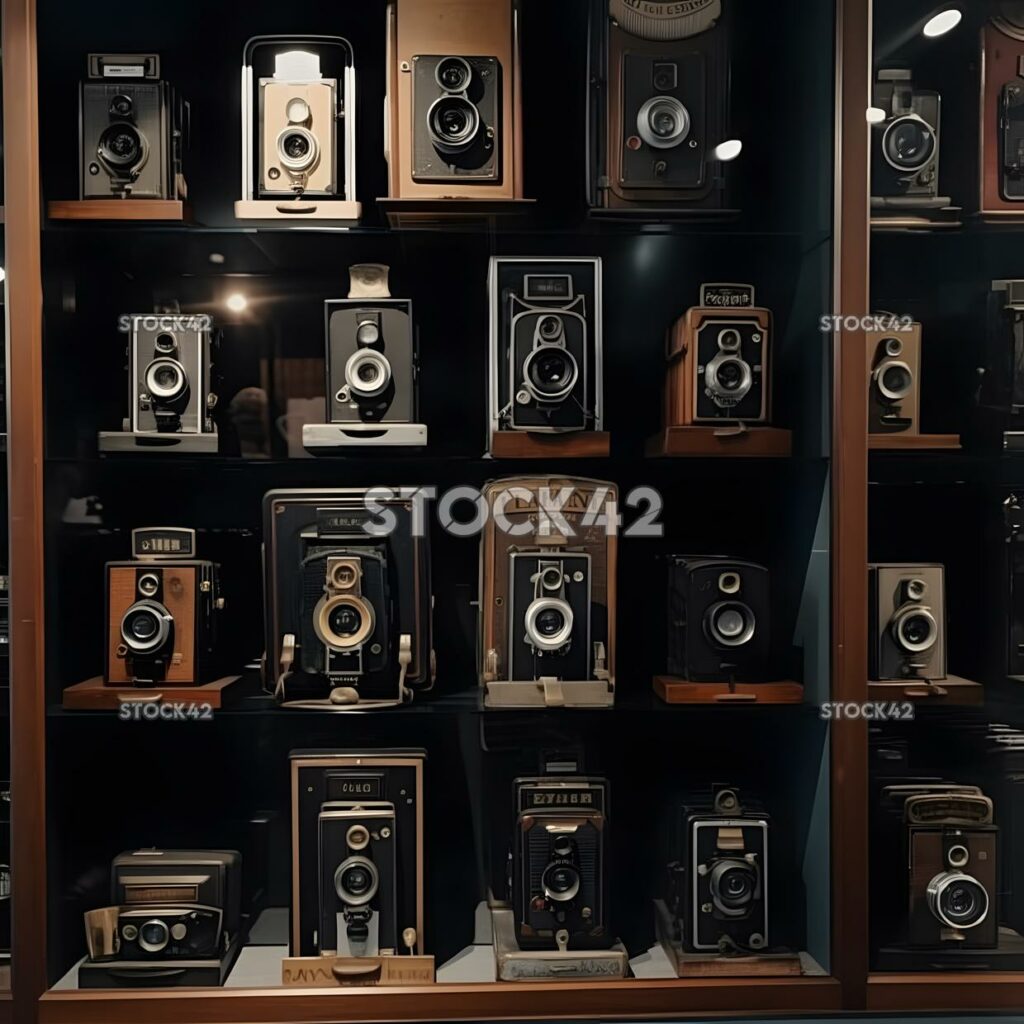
[130,614,157,642]
[652,62,678,92]
[894,605,937,654]
[276,127,319,173]
[718,329,742,352]
[707,601,756,648]
[329,603,363,638]
[542,861,581,903]
[880,363,913,399]
[524,346,579,403]
[427,95,481,153]
[436,56,472,93]
[538,316,563,342]
[138,573,160,598]
[335,855,380,906]
[540,566,564,591]
[331,562,358,590]
[345,350,392,399]
[710,861,757,912]
[285,97,311,124]
[356,322,381,346]
[98,124,144,168]
[716,361,745,391]
[883,337,903,358]
[154,333,176,354]
[284,133,309,160]
[525,597,575,652]
[902,613,933,646]
[706,354,753,402]
[536,607,566,638]
[317,594,374,651]
[928,872,989,930]
[138,919,170,953]
[145,358,187,403]
[109,94,134,118]
[883,115,936,173]
[120,601,171,654]
[637,96,691,150]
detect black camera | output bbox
[979,279,1024,443]
[871,70,942,208]
[510,773,610,951]
[667,557,770,682]
[80,54,187,200]
[667,786,769,954]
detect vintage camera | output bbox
[0,785,8,959]
[264,490,433,709]
[80,54,187,200]
[871,70,942,208]
[0,575,8,689]
[590,0,731,211]
[479,477,616,708]
[386,0,523,200]
[665,284,770,426]
[291,750,425,958]
[1004,495,1024,676]
[489,258,603,441]
[980,279,1024,443]
[981,5,1024,212]
[105,527,224,687]
[667,786,769,954]
[81,848,242,987]
[867,323,921,436]
[869,564,946,682]
[304,264,425,449]
[510,773,610,951]
[667,557,770,682]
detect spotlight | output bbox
[923,8,962,38]
[226,293,248,313]
[208,252,226,266]
[713,139,743,163]
[866,107,887,124]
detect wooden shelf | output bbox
[868,433,962,450]
[646,426,792,458]
[867,971,1024,1011]
[47,200,188,222]
[867,675,984,706]
[653,677,803,705]
[489,431,610,459]
[62,675,242,711]
[39,976,841,1024]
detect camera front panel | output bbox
[981,20,1024,209]
[691,314,768,422]
[867,326,920,435]
[869,564,946,682]
[258,78,338,197]
[327,301,416,425]
[318,804,397,956]
[130,320,212,435]
[114,906,223,960]
[412,55,501,182]
[871,78,941,203]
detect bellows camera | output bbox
[290,750,425,958]
[105,528,224,687]
[981,6,1024,213]
[80,848,242,988]
[867,323,921,436]
[80,54,187,201]
[590,0,730,211]
[489,258,603,444]
[304,264,426,450]
[869,564,946,682]
[264,490,434,709]
[665,284,770,426]
[667,557,770,682]
[667,787,769,954]
[510,773,610,952]
[386,0,523,200]
[871,70,943,209]
[479,477,617,708]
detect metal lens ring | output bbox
[138,918,170,953]
[137,572,160,598]
[427,95,481,153]
[876,360,913,401]
[435,56,473,93]
[335,855,380,907]
[540,565,565,591]
[316,593,375,650]
[893,604,937,654]
[882,114,936,173]
[718,328,742,352]
[345,349,393,399]
[706,600,756,648]
[144,358,188,402]
[705,354,753,402]
[637,95,691,149]
[541,860,581,903]
[154,332,177,355]
[906,578,927,601]
[537,315,564,343]
[109,93,134,119]
[718,572,741,595]
[927,871,989,930]
[883,337,903,358]
[330,561,359,591]
[947,844,970,869]
[98,122,147,169]
[120,599,172,654]
[523,344,579,403]
[276,125,319,173]
[346,824,371,851]
[709,859,757,914]
[525,597,574,651]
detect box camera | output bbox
[80,848,242,988]
[304,264,426,449]
[291,750,425,958]
[867,322,921,436]
[665,284,770,426]
[386,0,523,200]
[666,786,769,954]
[510,773,610,951]
[1004,494,1024,676]
[479,477,616,708]
[979,279,1024,442]
[871,70,943,209]
[488,258,603,443]
[264,490,434,709]
[80,54,187,200]
[0,785,8,959]
[869,564,946,682]
[667,557,770,682]
[981,8,1024,212]
[589,0,730,211]
[105,527,224,687]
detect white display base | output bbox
[234,199,362,224]
[98,430,219,454]
[303,422,428,449]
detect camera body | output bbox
[1004,494,1024,676]
[867,323,921,436]
[479,477,616,708]
[869,564,946,682]
[666,285,770,425]
[105,527,223,687]
[264,490,433,708]
[290,750,425,958]
[511,774,610,951]
[489,258,603,442]
[386,0,523,200]
[0,785,8,959]
[981,10,1024,212]
[871,70,942,208]
[980,279,1024,440]
[80,54,187,200]
[667,557,770,682]
[590,0,730,211]
[667,787,769,954]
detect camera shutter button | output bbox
[170,923,187,941]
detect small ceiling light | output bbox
[0,267,7,283]
[208,252,226,265]
[923,8,962,38]
[714,139,743,162]
[225,292,248,313]
[866,106,887,124]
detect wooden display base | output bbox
[378,197,535,230]
[868,433,961,450]
[489,431,610,459]
[48,199,188,222]
[233,199,361,224]
[62,675,242,711]
[653,676,803,705]
[870,206,962,231]
[867,674,983,705]
[282,954,435,988]
[654,900,801,977]
[647,425,792,458]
